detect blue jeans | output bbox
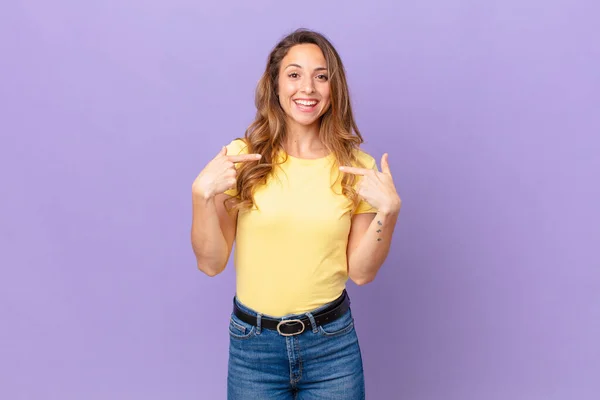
[227,294,366,399]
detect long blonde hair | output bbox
[226,28,366,212]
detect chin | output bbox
[289,110,326,127]
[296,116,320,126]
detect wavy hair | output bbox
[226,28,366,212]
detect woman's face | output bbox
[277,43,331,129]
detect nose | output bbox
[301,76,315,94]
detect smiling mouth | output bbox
[293,99,319,111]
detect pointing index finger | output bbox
[227,154,262,163]
[339,166,370,175]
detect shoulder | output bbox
[352,147,378,171]
[225,138,248,156]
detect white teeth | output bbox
[295,100,317,106]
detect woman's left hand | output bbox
[339,153,402,215]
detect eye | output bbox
[317,74,329,81]
[288,72,299,79]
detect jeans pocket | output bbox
[229,313,256,340]
[318,309,355,337]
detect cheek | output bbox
[278,81,296,98]
[321,96,331,113]
[319,85,331,105]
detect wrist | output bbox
[192,187,215,204]
[377,197,402,216]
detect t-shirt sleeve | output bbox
[223,138,248,197]
[353,153,379,215]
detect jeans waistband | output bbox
[233,290,350,336]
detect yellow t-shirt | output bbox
[224,139,378,317]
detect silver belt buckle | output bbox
[276,319,305,336]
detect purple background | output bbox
[1,1,599,399]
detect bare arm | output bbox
[190,145,261,277]
[340,153,402,285]
[347,209,400,285]
[191,193,237,276]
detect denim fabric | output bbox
[227,295,365,399]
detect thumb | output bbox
[381,153,391,174]
[217,145,227,157]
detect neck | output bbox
[284,120,325,155]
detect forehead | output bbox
[281,43,327,67]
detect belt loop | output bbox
[305,312,318,333]
[256,313,262,335]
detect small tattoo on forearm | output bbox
[376,221,383,242]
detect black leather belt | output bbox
[232,290,350,336]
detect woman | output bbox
[191,28,401,399]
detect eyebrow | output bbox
[284,63,328,72]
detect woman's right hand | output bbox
[192,146,262,200]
